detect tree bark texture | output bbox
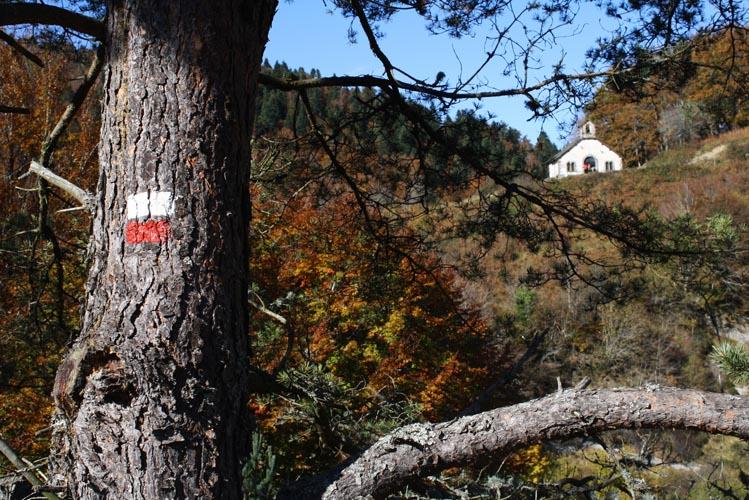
[281,387,749,499]
[50,1,276,498]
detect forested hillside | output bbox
[2,35,749,498]
[500,129,749,498]
[0,47,548,466]
[254,60,558,177]
[587,27,749,168]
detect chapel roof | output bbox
[550,136,591,162]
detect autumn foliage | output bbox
[0,41,98,457]
[249,187,496,473]
[3,31,749,496]
[587,27,749,167]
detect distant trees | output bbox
[659,100,712,147]
[532,131,559,177]
[0,41,97,458]
[588,27,749,166]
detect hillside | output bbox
[586,27,749,168]
[568,127,749,219]
[447,127,749,497]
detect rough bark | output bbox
[280,386,749,499]
[49,1,277,498]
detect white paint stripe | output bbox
[126,191,174,220]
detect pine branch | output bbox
[0,104,29,114]
[712,342,749,385]
[0,30,43,67]
[0,3,104,39]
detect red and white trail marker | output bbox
[125,191,174,244]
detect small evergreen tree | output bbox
[533,131,558,177]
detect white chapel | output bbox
[547,121,623,179]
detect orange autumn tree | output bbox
[686,27,749,132]
[249,188,495,474]
[587,27,749,167]
[0,40,99,457]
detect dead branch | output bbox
[0,30,43,67]
[0,104,28,114]
[26,160,93,210]
[20,45,102,211]
[281,386,749,499]
[0,435,60,500]
[249,296,288,325]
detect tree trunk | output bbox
[281,386,749,499]
[50,1,276,498]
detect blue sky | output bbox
[264,2,621,146]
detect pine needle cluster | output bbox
[711,342,749,386]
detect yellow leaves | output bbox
[409,305,424,319]
[342,340,359,355]
[0,387,54,459]
[369,309,406,345]
[507,444,551,483]
[362,343,382,364]
[252,185,492,439]
[419,355,489,420]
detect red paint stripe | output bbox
[125,220,171,244]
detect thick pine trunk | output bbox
[50,1,276,498]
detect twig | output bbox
[56,205,87,214]
[0,104,29,114]
[0,435,61,500]
[249,297,287,325]
[575,376,592,390]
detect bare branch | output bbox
[249,298,287,325]
[0,30,43,67]
[0,3,105,40]
[40,44,104,165]
[25,160,94,210]
[0,104,29,114]
[19,45,102,212]
[282,386,749,499]
[0,435,61,500]
[257,67,619,101]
